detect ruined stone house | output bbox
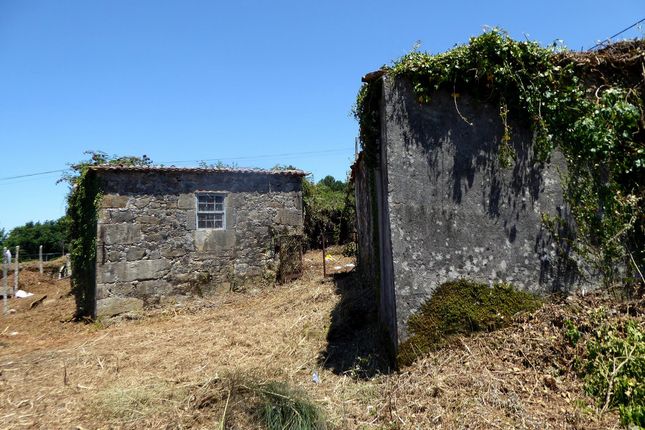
[352,73,592,354]
[88,166,305,318]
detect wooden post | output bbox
[321,233,327,278]
[2,248,8,315]
[39,245,43,274]
[13,246,19,295]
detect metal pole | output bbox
[39,245,43,274]
[3,248,8,315]
[13,245,19,295]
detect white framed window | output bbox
[196,193,226,229]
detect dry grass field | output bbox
[0,249,635,429]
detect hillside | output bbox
[0,250,641,429]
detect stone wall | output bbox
[353,152,397,352]
[355,75,593,345]
[353,153,377,287]
[94,169,303,317]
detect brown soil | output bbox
[0,249,633,429]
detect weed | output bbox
[581,319,644,427]
[564,319,581,345]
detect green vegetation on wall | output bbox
[355,29,644,287]
[66,168,101,318]
[398,279,542,366]
[64,151,152,318]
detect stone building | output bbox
[352,73,591,354]
[89,165,305,318]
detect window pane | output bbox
[197,195,225,229]
[199,203,215,211]
[199,195,215,204]
[199,219,214,228]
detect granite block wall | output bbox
[93,169,303,317]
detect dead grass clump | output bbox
[91,373,329,430]
[256,381,328,430]
[92,379,188,425]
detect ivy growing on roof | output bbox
[355,29,644,287]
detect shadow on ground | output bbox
[318,270,394,378]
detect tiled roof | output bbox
[89,165,308,177]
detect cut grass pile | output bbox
[92,374,328,430]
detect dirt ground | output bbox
[0,250,629,429]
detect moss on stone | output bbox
[398,279,542,366]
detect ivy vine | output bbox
[66,167,101,318]
[64,151,152,318]
[355,29,644,287]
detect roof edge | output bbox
[88,165,308,177]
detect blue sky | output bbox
[0,0,643,231]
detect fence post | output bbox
[321,233,327,278]
[2,248,8,315]
[39,245,43,274]
[13,246,19,295]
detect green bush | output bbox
[579,319,644,427]
[398,279,542,366]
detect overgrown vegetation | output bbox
[355,29,644,288]
[303,175,355,248]
[63,151,152,318]
[398,279,542,366]
[564,310,644,427]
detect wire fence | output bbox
[2,245,70,314]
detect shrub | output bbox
[570,318,645,427]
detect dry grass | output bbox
[0,249,635,429]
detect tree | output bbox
[303,175,355,248]
[2,217,70,258]
[318,175,346,192]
